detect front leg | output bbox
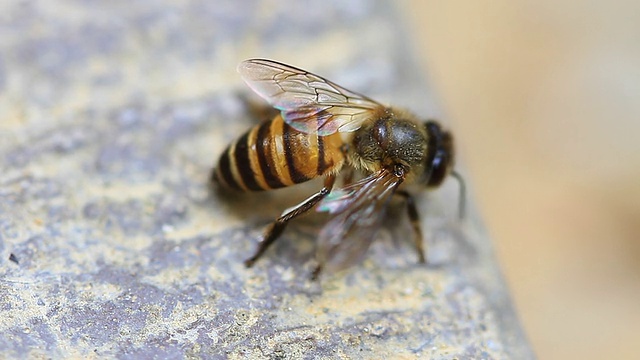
[244,175,336,267]
[395,190,426,264]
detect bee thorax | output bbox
[349,116,428,179]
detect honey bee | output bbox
[213,59,465,278]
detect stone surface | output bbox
[0,1,534,359]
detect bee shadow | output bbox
[208,177,329,228]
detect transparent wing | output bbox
[238,59,384,135]
[316,169,404,273]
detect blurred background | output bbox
[2,1,637,357]
[402,1,640,359]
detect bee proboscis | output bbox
[213,59,465,278]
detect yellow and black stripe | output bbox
[213,115,344,192]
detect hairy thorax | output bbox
[348,108,429,184]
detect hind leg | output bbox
[244,175,336,267]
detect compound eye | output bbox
[427,151,449,187]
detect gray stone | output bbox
[0,1,534,358]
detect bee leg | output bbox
[311,263,323,280]
[396,190,426,264]
[339,144,353,186]
[244,175,337,268]
[342,168,354,186]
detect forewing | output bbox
[238,59,383,135]
[316,170,404,273]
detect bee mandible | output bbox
[212,59,465,278]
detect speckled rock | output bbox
[0,1,534,359]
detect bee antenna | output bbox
[451,170,466,220]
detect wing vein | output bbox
[238,59,384,135]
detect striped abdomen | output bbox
[213,115,345,191]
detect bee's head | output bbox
[350,114,455,187]
[422,121,454,188]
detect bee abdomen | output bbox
[213,115,344,191]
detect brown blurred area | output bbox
[402,1,640,359]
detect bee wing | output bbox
[238,59,384,135]
[316,169,404,273]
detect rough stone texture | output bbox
[0,1,534,359]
